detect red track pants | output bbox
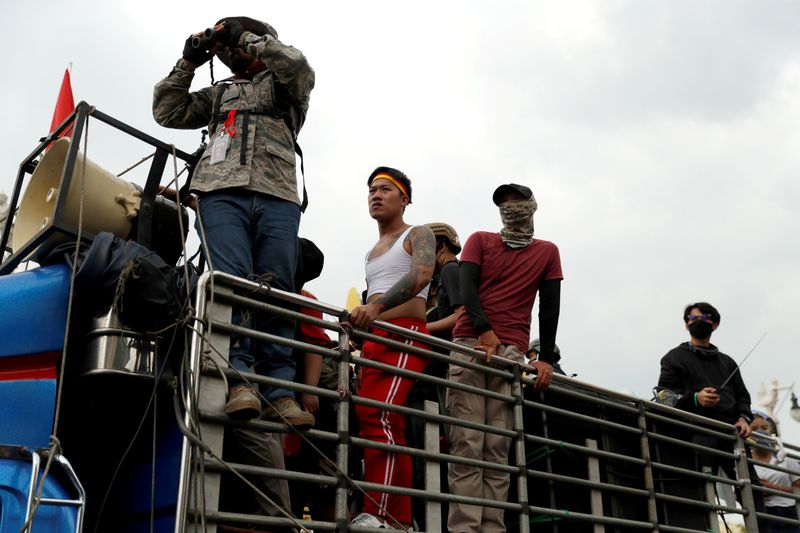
[355,318,429,525]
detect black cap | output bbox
[295,238,324,288]
[492,183,533,206]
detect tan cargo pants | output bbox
[446,337,524,533]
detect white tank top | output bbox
[365,226,430,301]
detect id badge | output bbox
[209,133,230,165]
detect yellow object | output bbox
[301,505,313,532]
[345,287,360,311]
[371,173,408,198]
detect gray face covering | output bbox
[499,198,537,248]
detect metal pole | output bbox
[586,439,605,533]
[512,366,530,533]
[735,434,760,532]
[424,399,442,533]
[637,402,660,532]
[334,329,351,533]
[702,466,721,533]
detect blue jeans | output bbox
[196,190,300,400]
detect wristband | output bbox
[694,392,699,406]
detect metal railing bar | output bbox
[351,479,521,510]
[208,271,347,317]
[539,384,641,415]
[522,397,642,435]
[645,401,735,432]
[354,328,512,379]
[522,507,655,529]
[750,483,800,502]
[213,366,343,400]
[523,434,647,466]
[353,352,512,403]
[215,291,346,336]
[644,411,736,441]
[348,436,518,474]
[749,456,800,477]
[202,458,336,486]
[199,412,341,443]
[36,498,84,507]
[211,320,339,359]
[755,511,800,526]
[649,461,743,487]
[653,491,743,513]
[203,512,338,532]
[658,525,724,533]
[646,431,738,459]
[526,468,651,497]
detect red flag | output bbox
[49,67,75,138]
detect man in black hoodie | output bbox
[658,302,768,530]
[658,301,753,438]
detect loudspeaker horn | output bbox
[12,137,141,257]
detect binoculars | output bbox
[191,28,220,51]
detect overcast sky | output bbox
[2,1,799,444]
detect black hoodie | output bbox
[658,342,752,425]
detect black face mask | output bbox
[688,320,714,339]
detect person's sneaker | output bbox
[351,512,387,528]
[262,396,315,429]
[223,385,261,420]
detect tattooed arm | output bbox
[350,225,435,328]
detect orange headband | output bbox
[371,173,409,198]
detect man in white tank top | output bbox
[349,167,435,530]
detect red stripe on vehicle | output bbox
[0,352,59,381]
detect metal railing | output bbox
[175,271,800,533]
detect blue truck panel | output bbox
[0,457,77,532]
[0,264,70,358]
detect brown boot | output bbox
[223,385,261,420]
[262,396,315,430]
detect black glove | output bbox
[182,36,212,67]
[221,19,246,48]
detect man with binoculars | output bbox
[153,17,316,428]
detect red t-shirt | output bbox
[452,232,563,353]
[299,290,334,347]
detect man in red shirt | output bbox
[447,183,563,533]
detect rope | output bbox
[18,439,62,533]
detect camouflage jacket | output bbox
[153,31,314,204]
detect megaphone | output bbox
[12,137,141,260]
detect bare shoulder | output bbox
[404,225,435,255]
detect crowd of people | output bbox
[150,16,798,533]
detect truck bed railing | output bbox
[173,271,800,533]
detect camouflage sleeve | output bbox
[152,59,215,130]
[240,32,315,115]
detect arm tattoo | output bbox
[374,225,436,310]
